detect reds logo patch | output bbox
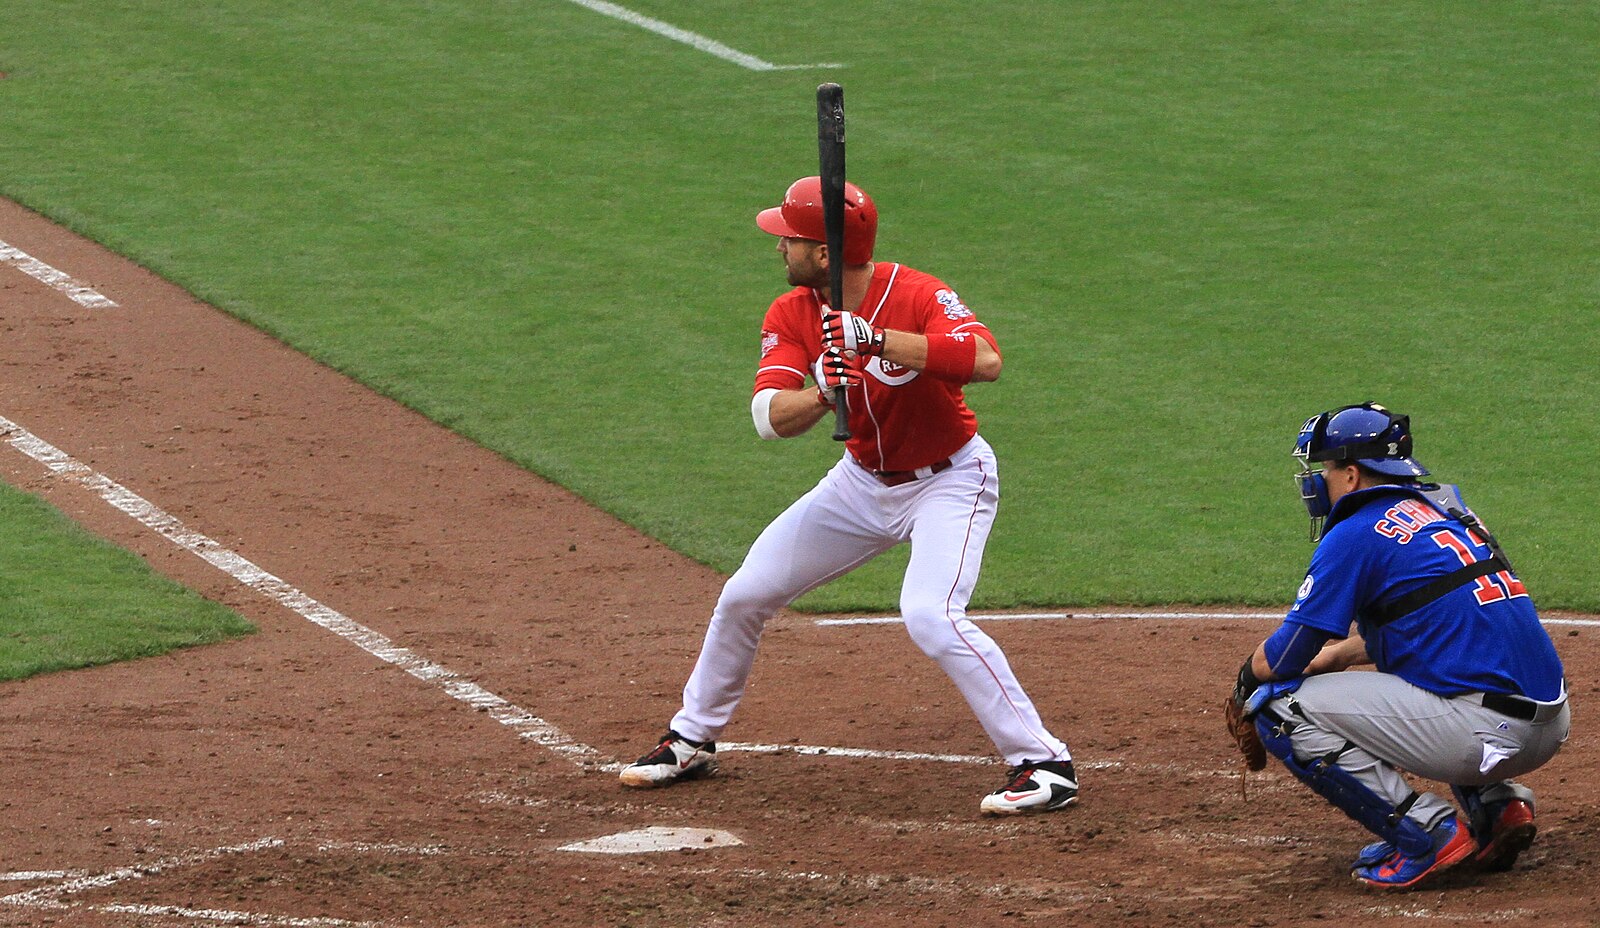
[867,356,918,386]
[935,289,972,320]
[760,330,779,359]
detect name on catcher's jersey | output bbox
[754,262,997,472]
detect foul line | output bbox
[563,0,842,71]
[0,415,607,770]
[0,239,117,308]
[818,610,1600,629]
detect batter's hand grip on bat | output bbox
[827,347,850,441]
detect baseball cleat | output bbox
[979,759,1079,816]
[1474,799,1536,872]
[1352,816,1475,890]
[1352,840,1397,871]
[618,730,717,788]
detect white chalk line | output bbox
[314,841,448,857]
[817,610,1282,626]
[720,741,999,765]
[1359,904,1538,922]
[0,414,607,770]
[563,0,842,71]
[1,838,282,910]
[0,238,118,307]
[0,870,86,882]
[819,610,1600,629]
[3,837,378,927]
[99,904,374,927]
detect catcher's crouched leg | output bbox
[1254,700,1434,858]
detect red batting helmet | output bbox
[755,176,878,264]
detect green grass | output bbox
[1,1,1595,612]
[0,484,254,681]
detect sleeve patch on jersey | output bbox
[1293,573,1315,607]
[760,329,779,359]
[935,289,973,320]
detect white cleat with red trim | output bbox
[619,731,718,788]
[979,759,1079,815]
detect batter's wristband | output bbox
[922,334,978,383]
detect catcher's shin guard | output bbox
[1256,704,1433,858]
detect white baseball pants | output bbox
[671,435,1070,766]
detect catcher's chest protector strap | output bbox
[1364,483,1515,628]
[1365,555,1509,628]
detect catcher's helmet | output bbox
[756,176,878,264]
[1293,402,1428,539]
[1296,402,1429,479]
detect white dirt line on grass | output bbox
[0,238,118,308]
[0,414,606,770]
[563,0,842,71]
[0,838,282,910]
[97,903,376,928]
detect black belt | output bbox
[865,457,952,487]
[1471,691,1566,724]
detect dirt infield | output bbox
[1,197,1595,927]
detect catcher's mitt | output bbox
[1224,694,1267,772]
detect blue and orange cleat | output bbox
[1353,816,1476,890]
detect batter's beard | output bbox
[787,264,827,289]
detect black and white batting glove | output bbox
[822,310,885,359]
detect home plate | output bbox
[557,827,743,854]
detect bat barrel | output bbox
[816,83,851,441]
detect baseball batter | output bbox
[620,177,1077,815]
[1229,403,1569,890]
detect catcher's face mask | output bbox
[1292,402,1426,541]
[1293,416,1334,541]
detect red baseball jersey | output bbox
[754,262,998,472]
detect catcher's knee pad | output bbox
[1256,703,1432,857]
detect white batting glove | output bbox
[822,310,885,359]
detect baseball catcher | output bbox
[1229,403,1569,890]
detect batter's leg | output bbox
[670,461,892,743]
[898,440,1067,766]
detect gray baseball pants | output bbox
[1269,671,1570,832]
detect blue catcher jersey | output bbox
[1285,485,1564,701]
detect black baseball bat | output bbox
[816,82,850,442]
